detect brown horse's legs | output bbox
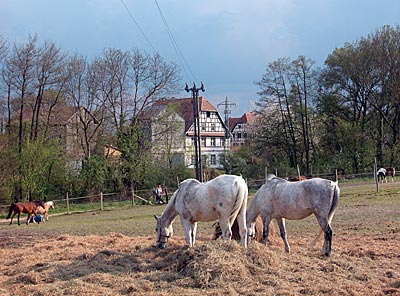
[9,213,16,225]
[17,213,21,225]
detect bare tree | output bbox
[0,35,9,134]
[4,35,38,154]
[64,54,105,159]
[129,49,180,123]
[31,41,67,140]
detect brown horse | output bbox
[385,167,396,182]
[287,175,307,181]
[6,200,46,225]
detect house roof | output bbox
[11,104,90,126]
[229,112,257,132]
[144,97,219,132]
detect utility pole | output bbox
[185,82,205,182]
[217,96,236,152]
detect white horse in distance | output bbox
[247,176,340,256]
[35,201,55,221]
[154,174,248,249]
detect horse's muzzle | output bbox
[156,242,166,249]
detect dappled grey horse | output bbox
[247,176,340,256]
[155,174,248,249]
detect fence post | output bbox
[265,166,268,183]
[131,187,135,206]
[66,192,70,214]
[100,192,103,210]
[375,157,379,192]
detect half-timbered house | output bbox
[140,97,229,169]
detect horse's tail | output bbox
[309,181,340,248]
[328,182,340,224]
[231,177,248,218]
[6,203,15,219]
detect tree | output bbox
[30,41,67,140]
[321,25,400,171]
[20,139,65,201]
[4,35,38,155]
[255,56,318,174]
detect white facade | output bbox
[142,97,229,169]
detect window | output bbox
[210,154,216,165]
[237,133,242,139]
[206,111,211,117]
[201,137,206,147]
[211,137,216,146]
[211,123,216,131]
[201,124,206,131]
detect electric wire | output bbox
[154,0,198,83]
[120,0,157,53]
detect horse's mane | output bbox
[268,176,288,183]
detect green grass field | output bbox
[1,178,399,241]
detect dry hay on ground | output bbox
[213,216,279,245]
[0,229,399,296]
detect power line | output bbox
[154,0,197,82]
[120,0,157,52]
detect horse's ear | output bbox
[154,214,159,221]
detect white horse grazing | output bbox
[154,174,248,249]
[35,201,55,221]
[247,176,340,256]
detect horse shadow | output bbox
[44,242,185,284]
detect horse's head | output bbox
[247,222,256,243]
[47,201,55,209]
[154,214,173,249]
[36,200,46,208]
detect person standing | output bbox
[155,183,164,204]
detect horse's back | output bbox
[258,177,336,218]
[207,174,247,201]
[176,174,247,222]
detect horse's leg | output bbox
[9,212,17,225]
[181,219,195,247]
[17,212,21,226]
[236,203,248,247]
[315,215,332,256]
[191,222,198,246]
[261,215,271,245]
[276,218,290,253]
[26,213,32,225]
[218,218,232,241]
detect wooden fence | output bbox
[0,170,394,217]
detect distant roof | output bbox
[143,97,218,132]
[229,112,257,131]
[11,104,85,126]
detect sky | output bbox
[1,0,399,117]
